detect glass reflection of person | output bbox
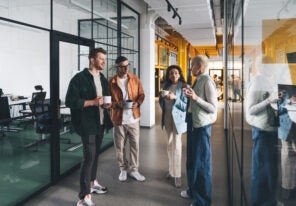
[159,65,187,188]
[278,90,296,200]
[245,55,279,206]
[232,75,242,101]
[212,74,219,87]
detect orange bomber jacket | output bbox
[109,73,145,126]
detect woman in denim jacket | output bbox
[159,65,187,188]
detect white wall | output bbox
[0,24,50,98]
[0,2,89,100]
[139,11,156,127]
[123,0,156,127]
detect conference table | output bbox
[8,97,31,118]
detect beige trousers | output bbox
[165,115,182,178]
[113,121,140,172]
[281,139,296,189]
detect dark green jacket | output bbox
[65,68,113,136]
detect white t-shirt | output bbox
[92,72,104,125]
[118,77,139,125]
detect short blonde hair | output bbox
[191,55,209,73]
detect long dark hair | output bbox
[163,65,186,88]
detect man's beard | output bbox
[95,64,103,71]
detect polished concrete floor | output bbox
[24,102,228,206]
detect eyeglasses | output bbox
[118,64,130,69]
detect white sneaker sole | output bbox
[129,174,145,181]
[91,188,107,194]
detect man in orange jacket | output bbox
[109,56,145,182]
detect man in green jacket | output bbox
[66,48,113,206]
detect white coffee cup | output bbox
[162,90,169,97]
[125,100,133,109]
[103,96,111,104]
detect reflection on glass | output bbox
[227,0,296,204]
[245,55,279,205]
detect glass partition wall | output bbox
[0,21,51,206]
[226,0,296,205]
[79,0,140,79]
[121,3,139,76]
[0,0,140,205]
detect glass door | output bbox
[51,31,94,180]
[59,43,90,174]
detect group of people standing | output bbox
[66,48,145,206]
[66,47,218,206]
[159,56,217,206]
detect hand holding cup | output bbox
[125,99,134,109]
[103,96,112,108]
[94,96,103,106]
[161,90,170,97]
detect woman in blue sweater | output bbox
[159,65,187,188]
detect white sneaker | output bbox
[91,180,107,194]
[84,194,95,206]
[129,171,146,181]
[77,199,84,206]
[180,190,192,199]
[77,194,95,206]
[119,170,127,181]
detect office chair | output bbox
[0,96,11,136]
[0,96,20,136]
[31,87,46,106]
[23,86,50,151]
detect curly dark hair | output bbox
[164,65,186,86]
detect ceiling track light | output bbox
[172,8,178,19]
[165,0,182,25]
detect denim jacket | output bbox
[159,81,187,134]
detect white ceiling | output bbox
[144,0,296,48]
[238,0,296,45]
[144,0,217,46]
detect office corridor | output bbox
[24,102,228,206]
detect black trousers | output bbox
[79,125,104,200]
